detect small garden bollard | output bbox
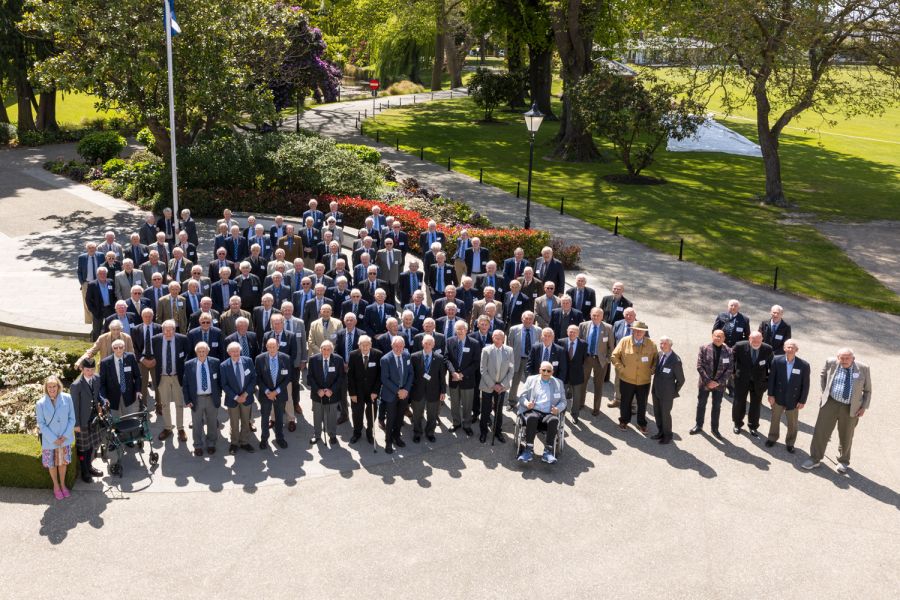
[420,147,424,160]
[559,196,564,214]
[447,156,452,171]
[773,267,779,290]
[678,239,684,261]
[376,131,380,143]
[614,216,619,236]
[395,136,399,150]
[516,182,520,198]
[479,168,483,184]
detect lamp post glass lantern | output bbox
[523,104,543,229]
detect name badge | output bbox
[176,301,183,307]
[722,358,730,364]
[252,286,258,291]
[616,306,624,312]
[532,293,537,298]
[212,373,218,380]
[602,337,609,342]
[554,393,561,399]
[211,342,219,347]
[463,347,470,353]
[368,362,376,367]
[516,301,522,306]
[279,341,287,347]
[641,356,649,363]
[280,369,288,375]
[736,327,744,332]
[792,368,801,374]
[179,352,185,358]
[775,335,783,340]
[328,366,336,372]
[552,360,558,366]
[662,367,671,374]
[759,360,766,366]
[399,242,405,246]
[244,368,251,375]
[124,366,132,372]
[584,301,591,306]
[423,373,431,381]
[852,372,859,379]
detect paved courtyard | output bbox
[1,93,899,597]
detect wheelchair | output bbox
[512,408,566,461]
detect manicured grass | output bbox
[364,97,900,313]
[4,90,119,126]
[0,434,77,489]
[0,336,88,356]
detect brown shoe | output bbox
[194,448,203,457]
[177,429,187,442]
[638,425,648,434]
[158,429,172,441]
[288,421,297,432]
[608,400,620,408]
[155,404,163,416]
[294,402,303,415]
[617,423,628,431]
[207,447,216,455]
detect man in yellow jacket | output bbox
[610,321,657,433]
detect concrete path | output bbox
[816,220,900,296]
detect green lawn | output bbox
[364,96,900,313]
[4,90,118,126]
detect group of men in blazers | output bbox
[71,203,874,473]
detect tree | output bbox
[468,67,506,120]
[573,67,704,179]
[672,0,900,206]
[27,0,295,153]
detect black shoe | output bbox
[80,470,92,483]
[259,441,268,450]
[385,445,394,454]
[650,433,663,440]
[659,437,671,445]
[366,431,374,444]
[463,427,473,437]
[309,437,321,445]
[413,435,421,443]
[494,433,505,443]
[240,444,255,453]
[689,425,702,435]
[712,430,723,440]
[88,465,103,477]
[350,433,361,443]
[786,445,795,453]
[733,426,741,434]
[126,441,135,448]
[426,434,436,443]
[329,436,338,445]
[276,439,288,449]
[394,438,406,448]
[450,425,460,432]
[765,440,775,447]
[572,415,580,425]
[229,444,238,454]
[479,433,487,443]
[749,429,759,438]
[471,415,478,424]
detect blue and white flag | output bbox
[165,0,182,36]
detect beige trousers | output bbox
[228,403,252,445]
[157,374,184,430]
[82,283,92,324]
[768,403,799,447]
[809,397,859,465]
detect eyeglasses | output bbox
[540,368,552,373]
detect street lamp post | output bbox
[522,103,544,229]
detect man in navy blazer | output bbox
[446,321,481,435]
[210,271,238,314]
[527,328,567,381]
[220,342,257,452]
[502,248,530,282]
[152,323,189,440]
[182,342,222,455]
[186,316,225,361]
[765,338,810,452]
[533,247,565,296]
[363,291,396,336]
[98,340,142,416]
[418,222,446,252]
[255,337,291,449]
[379,336,414,453]
[307,341,346,446]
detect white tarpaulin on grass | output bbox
[667,117,762,157]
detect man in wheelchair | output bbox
[516,361,566,464]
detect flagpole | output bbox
[164,0,179,220]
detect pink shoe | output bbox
[61,487,71,498]
[53,489,64,500]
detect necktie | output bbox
[589,325,598,355]
[346,330,353,357]
[167,341,174,375]
[842,367,852,400]
[457,342,464,365]
[233,239,238,258]
[263,310,270,331]
[285,319,292,333]
[576,289,583,310]
[543,346,550,363]
[270,357,278,383]
[323,320,329,334]
[200,361,208,391]
[488,275,495,288]
[751,348,758,364]
[410,274,416,295]
[324,358,330,379]
[191,295,198,314]
[145,328,152,357]
[118,359,126,393]
[234,360,243,388]
[352,303,358,316]
[379,305,384,322]
[524,327,532,356]
[202,330,208,345]
[127,272,133,286]
[170,297,175,318]
[370,281,376,295]
[569,341,575,359]
[396,355,403,380]
[437,267,444,292]
[425,353,431,372]
[387,252,392,270]
[515,261,521,278]
[240,335,249,357]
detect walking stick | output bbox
[371,396,378,453]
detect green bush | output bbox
[386,80,425,95]
[77,131,127,164]
[136,127,156,151]
[270,135,383,198]
[467,68,507,122]
[102,158,127,176]
[336,143,381,165]
[0,123,16,145]
[0,434,77,489]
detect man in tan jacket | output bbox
[76,320,135,368]
[155,280,188,333]
[803,348,872,473]
[610,321,657,433]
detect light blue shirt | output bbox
[785,359,795,381]
[195,359,211,394]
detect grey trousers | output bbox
[313,400,338,437]
[566,383,586,413]
[228,403,252,446]
[809,397,859,465]
[191,394,219,449]
[412,399,440,435]
[508,360,528,407]
[449,387,474,427]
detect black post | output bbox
[376,130,380,143]
[678,238,684,261]
[395,136,399,151]
[399,98,402,107]
[295,90,301,133]
[360,122,363,136]
[450,90,453,99]
[479,168,483,184]
[447,156,451,171]
[773,267,779,290]
[559,196,564,215]
[431,91,434,100]
[413,95,416,103]
[364,109,367,118]
[517,181,521,199]
[613,216,619,236]
[524,133,535,229]
[420,147,424,160]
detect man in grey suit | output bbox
[579,307,615,417]
[280,301,308,427]
[651,336,685,444]
[506,311,540,409]
[803,348,872,473]
[765,338,810,453]
[375,237,402,303]
[141,250,168,285]
[532,281,558,328]
[479,329,513,443]
[114,259,145,300]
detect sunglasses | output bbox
[540,368,553,373]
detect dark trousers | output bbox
[90,306,114,340]
[522,410,559,449]
[384,399,408,446]
[652,392,674,439]
[412,399,439,435]
[289,369,301,405]
[260,397,286,442]
[696,387,725,431]
[480,391,505,435]
[351,398,375,435]
[732,380,764,429]
[619,380,650,426]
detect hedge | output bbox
[0,434,77,489]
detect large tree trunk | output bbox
[444,34,463,88]
[479,34,487,65]
[146,118,171,156]
[35,90,58,132]
[528,41,556,119]
[506,30,527,108]
[15,77,36,132]
[430,2,446,91]
[755,89,787,207]
[551,0,599,161]
[0,101,9,124]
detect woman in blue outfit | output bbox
[35,375,76,500]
